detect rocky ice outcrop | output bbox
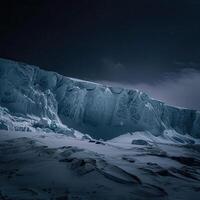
[0,58,199,139]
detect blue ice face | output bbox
[0,58,199,139]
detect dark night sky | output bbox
[0,0,200,109]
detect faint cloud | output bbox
[174,61,200,68]
[100,58,127,81]
[98,68,200,110]
[102,58,125,71]
[134,68,200,110]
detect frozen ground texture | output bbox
[0,130,200,200]
[0,58,199,139]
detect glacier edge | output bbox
[0,57,199,139]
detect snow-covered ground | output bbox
[0,130,200,200]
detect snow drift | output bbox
[0,58,199,139]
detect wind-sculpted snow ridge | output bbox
[0,58,199,139]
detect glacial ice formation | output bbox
[0,58,199,139]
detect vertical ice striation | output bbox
[0,58,199,139]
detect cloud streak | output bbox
[98,68,200,110]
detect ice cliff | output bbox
[0,58,199,139]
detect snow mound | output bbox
[109,130,199,145]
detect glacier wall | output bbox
[0,58,199,139]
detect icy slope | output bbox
[0,58,199,139]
